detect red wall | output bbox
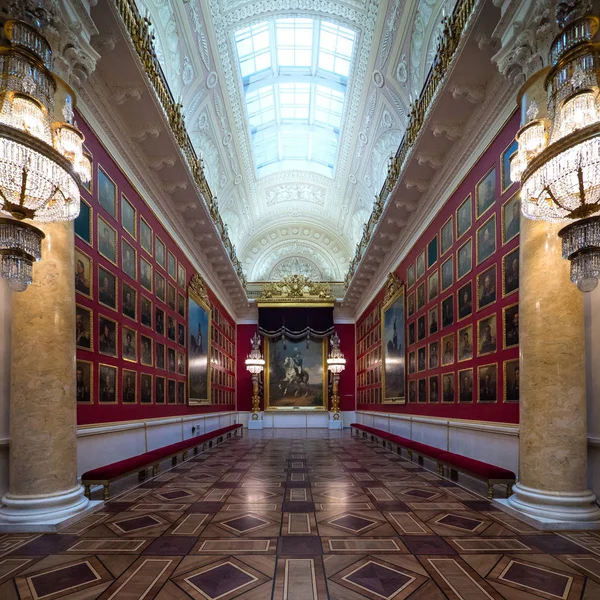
[357,111,520,424]
[236,322,356,413]
[75,116,236,425]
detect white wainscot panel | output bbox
[263,413,274,428]
[0,445,8,499]
[146,420,181,452]
[272,413,308,429]
[341,411,356,427]
[373,414,390,432]
[389,417,411,438]
[204,416,221,434]
[412,420,448,451]
[237,412,251,428]
[77,424,146,478]
[306,413,329,428]
[588,443,600,498]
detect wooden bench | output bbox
[351,423,515,499]
[81,424,242,500]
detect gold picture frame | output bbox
[188,274,211,405]
[381,282,406,403]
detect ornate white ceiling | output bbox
[136,0,454,282]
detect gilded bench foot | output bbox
[487,483,494,500]
[84,484,91,499]
[103,484,110,501]
[172,457,177,467]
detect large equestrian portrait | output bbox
[264,337,327,410]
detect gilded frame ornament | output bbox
[188,273,211,405]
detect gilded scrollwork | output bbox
[257,274,335,303]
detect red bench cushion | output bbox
[438,451,515,480]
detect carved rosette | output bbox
[383,272,403,305]
[189,272,209,305]
[257,274,335,303]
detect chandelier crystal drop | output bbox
[0,217,44,292]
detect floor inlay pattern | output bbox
[1,429,599,598]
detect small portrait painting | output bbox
[122,370,137,403]
[407,292,415,317]
[122,327,137,362]
[442,373,455,403]
[97,166,117,218]
[478,314,497,356]
[503,247,519,296]
[408,351,416,374]
[441,295,454,328]
[427,235,438,268]
[122,282,137,321]
[99,364,117,404]
[178,294,185,318]
[457,238,472,280]
[98,265,117,310]
[156,237,166,269]
[76,305,92,350]
[477,264,497,310]
[459,369,473,403]
[429,341,439,369]
[429,306,438,334]
[408,321,415,345]
[141,296,152,328]
[168,379,176,404]
[140,257,153,292]
[418,378,426,403]
[98,316,117,357]
[141,374,153,404]
[178,323,186,346]
[168,347,176,372]
[177,381,185,404]
[75,248,92,298]
[478,364,497,403]
[168,283,176,310]
[503,303,519,349]
[441,333,454,366]
[416,283,426,310]
[477,215,496,265]
[167,315,176,342]
[417,346,426,372]
[458,324,473,361]
[428,270,438,301]
[177,352,185,375]
[502,193,520,244]
[155,377,166,404]
[458,282,473,320]
[141,335,153,366]
[429,376,439,403]
[121,195,136,239]
[417,315,426,341]
[501,139,519,193]
[156,342,165,370]
[476,167,496,218]
[155,273,166,302]
[441,256,453,291]
[98,217,117,265]
[457,194,472,240]
[408,380,416,402]
[75,199,92,245]
[76,360,92,403]
[140,217,153,255]
[155,306,165,336]
[121,238,136,281]
[407,263,415,288]
[441,217,453,255]
[504,359,520,402]
[416,251,425,280]
[168,251,177,280]
[178,264,186,288]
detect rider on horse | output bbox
[292,348,303,376]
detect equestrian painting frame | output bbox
[263,337,327,411]
[188,274,211,405]
[381,282,406,403]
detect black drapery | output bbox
[258,306,334,340]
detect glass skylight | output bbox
[234,17,356,178]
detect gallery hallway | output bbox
[0,429,599,599]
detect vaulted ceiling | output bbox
[136,0,454,283]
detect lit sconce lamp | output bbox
[245,332,265,422]
[327,331,346,422]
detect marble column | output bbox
[502,217,600,527]
[0,221,91,531]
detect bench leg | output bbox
[84,484,91,499]
[506,484,513,498]
[437,463,443,476]
[194,446,198,455]
[397,447,401,456]
[138,469,146,482]
[407,450,413,461]
[487,482,494,500]
[153,464,159,476]
[418,455,424,466]
[172,456,177,467]
[103,484,110,501]
[450,469,458,482]
[183,451,188,461]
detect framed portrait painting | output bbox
[188,286,211,404]
[264,337,327,410]
[381,284,405,403]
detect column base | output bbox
[0,485,102,533]
[328,413,342,429]
[495,483,600,530]
[247,413,264,430]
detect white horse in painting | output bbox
[280,356,310,397]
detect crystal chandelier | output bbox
[245,333,265,420]
[327,331,346,420]
[509,4,600,291]
[0,7,90,291]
